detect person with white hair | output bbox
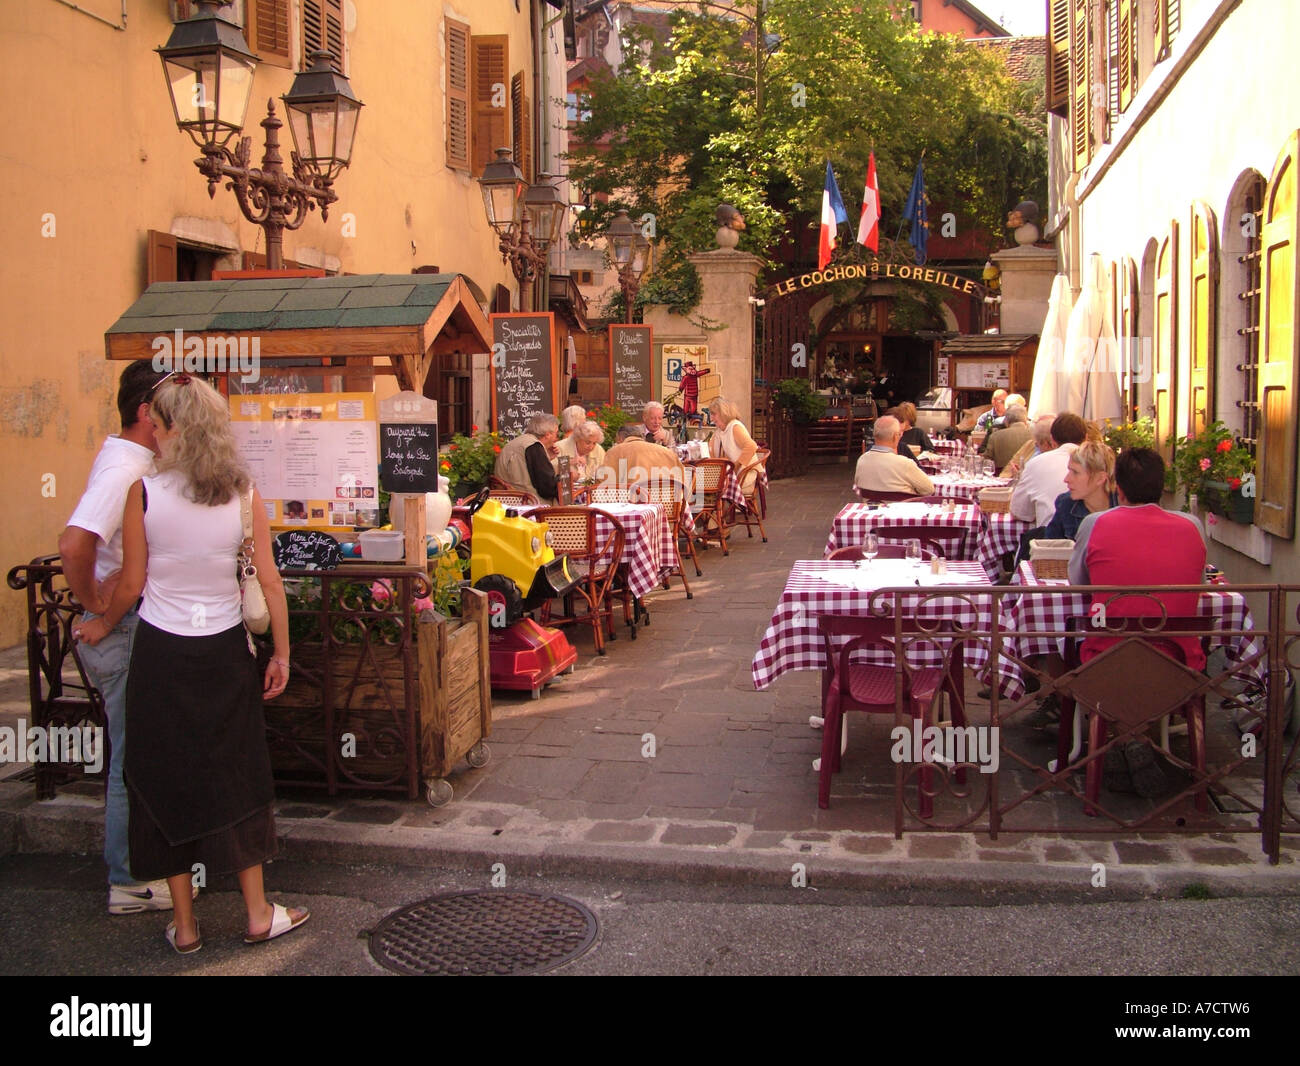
[853,415,934,496]
[627,401,673,446]
[559,404,588,436]
[554,419,606,483]
[494,411,561,503]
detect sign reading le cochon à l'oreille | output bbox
[769,261,987,299]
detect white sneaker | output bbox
[108,880,197,915]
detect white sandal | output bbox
[244,902,310,944]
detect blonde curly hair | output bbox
[150,375,251,506]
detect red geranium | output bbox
[1216,439,1233,453]
[448,443,458,451]
[471,424,479,432]
[1229,476,1242,490]
[493,444,501,453]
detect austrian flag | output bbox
[857,152,880,252]
[818,161,850,270]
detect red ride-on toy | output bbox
[452,487,579,698]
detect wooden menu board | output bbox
[490,312,556,439]
[609,324,654,413]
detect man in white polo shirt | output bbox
[1011,412,1088,527]
[59,359,186,916]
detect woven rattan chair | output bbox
[687,458,733,555]
[488,489,539,507]
[645,477,699,599]
[732,448,770,542]
[530,507,624,655]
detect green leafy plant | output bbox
[589,404,635,450]
[1168,420,1255,504]
[773,378,828,424]
[1102,416,1155,453]
[440,427,504,497]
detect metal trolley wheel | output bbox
[426,778,454,807]
[466,741,491,768]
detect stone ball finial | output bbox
[1007,200,1041,245]
[714,203,746,249]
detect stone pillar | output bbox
[990,243,1059,335]
[681,249,764,422]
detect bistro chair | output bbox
[854,488,916,503]
[817,614,967,818]
[1056,615,1214,815]
[688,458,734,555]
[530,507,625,656]
[905,495,953,506]
[488,488,539,508]
[827,544,937,561]
[732,448,770,542]
[645,477,700,599]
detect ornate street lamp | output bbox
[478,148,566,307]
[157,0,363,269]
[605,209,651,323]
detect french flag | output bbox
[856,152,880,252]
[818,161,849,270]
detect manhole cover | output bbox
[367,890,598,975]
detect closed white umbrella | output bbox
[1064,254,1124,422]
[1028,273,1072,420]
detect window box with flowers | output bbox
[1168,421,1256,524]
[440,426,505,498]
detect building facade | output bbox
[1048,0,1300,580]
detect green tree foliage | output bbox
[568,0,1046,316]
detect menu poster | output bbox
[490,312,556,440]
[954,360,1010,389]
[609,324,653,413]
[378,392,440,494]
[230,392,379,530]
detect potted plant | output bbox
[773,378,829,424]
[440,426,504,498]
[1168,421,1256,523]
[1102,415,1155,453]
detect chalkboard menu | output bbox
[491,312,556,439]
[610,324,653,414]
[379,422,440,493]
[273,530,342,571]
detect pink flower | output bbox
[1198,457,1211,472]
[412,595,435,613]
[370,579,393,604]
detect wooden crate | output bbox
[418,587,491,781]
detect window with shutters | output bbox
[250,0,291,68]
[472,36,509,177]
[446,19,470,172]
[511,71,532,184]
[1187,202,1218,436]
[1069,0,1095,170]
[1152,223,1178,463]
[1226,172,1266,456]
[1255,131,1299,538]
[1155,0,1181,62]
[1046,0,1070,116]
[1114,256,1139,417]
[301,0,344,72]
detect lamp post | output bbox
[478,148,567,311]
[605,209,650,324]
[157,0,362,270]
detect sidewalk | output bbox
[3,463,1297,897]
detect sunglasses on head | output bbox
[150,371,192,394]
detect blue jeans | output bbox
[76,609,139,886]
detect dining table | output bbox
[824,501,983,561]
[976,511,1033,581]
[928,472,1012,501]
[521,501,668,604]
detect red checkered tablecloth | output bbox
[751,560,997,690]
[522,503,667,600]
[929,473,1011,501]
[932,439,964,456]
[824,502,982,560]
[1001,562,1266,686]
[976,511,1032,580]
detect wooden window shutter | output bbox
[1070,0,1093,170]
[147,230,178,287]
[1187,201,1218,436]
[1117,0,1136,112]
[250,0,291,68]
[302,0,344,70]
[1116,255,1139,416]
[1255,131,1300,538]
[1153,222,1178,463]
[1046,0,1071,116]
[511,71,532,184]
[1155,0,1180,61]
[471,35,509,177]
[446,20,470,172]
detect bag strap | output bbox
[238,488,255,566]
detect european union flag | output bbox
[902,159,928,265]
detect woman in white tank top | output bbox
[77,373,308,954]
[708,396,763,493]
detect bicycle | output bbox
[663,386,714,443]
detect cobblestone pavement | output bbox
[3,463,1298,895]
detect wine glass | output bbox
[861,532,880,567]
[982,459,995,478]
[905,539,923,568]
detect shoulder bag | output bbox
[238,489,271,635]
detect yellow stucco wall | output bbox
[0,1,537,648]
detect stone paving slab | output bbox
[4,464,1300,894]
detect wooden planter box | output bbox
[1202,479,1255,524]
[264,586,491,804]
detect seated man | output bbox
[1011,412,1087,526]
[853,415,934,497]
[1069,447,1207,670]
[1003,413,1054,478]
[494,412,562,504]
[625,401,674,447]
[972,389,1008,436]
[597,423,686,495]
[985,405,1032,470]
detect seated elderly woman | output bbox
[494,412,563,504]
[1044,439,1118,539]
[559,404,588,438]
[554,419,606,483]
[708,396,764,491]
